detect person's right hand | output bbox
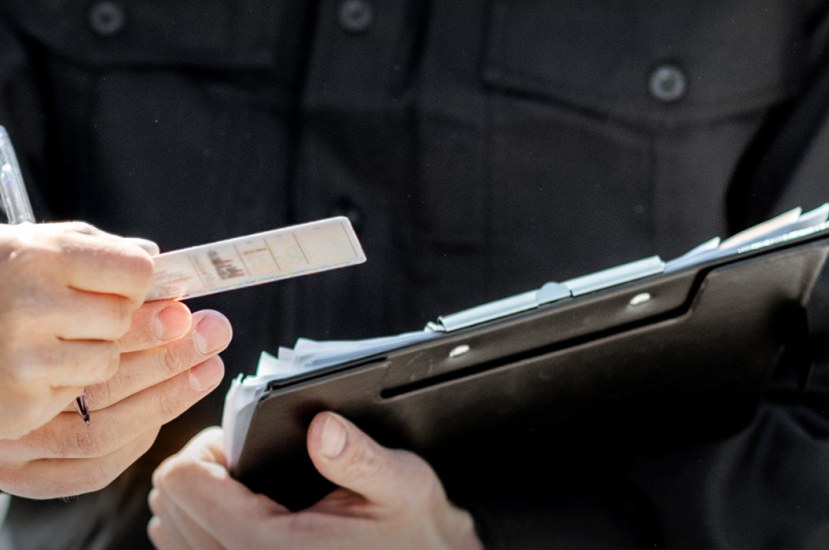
[148,413,482,550]
[0,221,157,439]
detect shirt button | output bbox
[338,0,374,34]
[648,63,688,103]
[327,197,364,233]
[88,1,126,37]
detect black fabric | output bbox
[0,1,827,548]
[465,403,829,550]
[727,29,829,232]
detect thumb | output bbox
[307,411,424,507]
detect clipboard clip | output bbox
[430,256,665,332]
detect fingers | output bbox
[59,231,155,304]
[117,300,193,354]
[149,488,223,550]
[27,339,120,388]
[1,222,156,304]
[0,302,228,497]
[3,337,119,390]
[66,224,158,256]
[125,237,160,256]
[85,310,231,410]
[3,355,224,462]
[2,301,197,431]
[0,275,134,343]
[0,385,81,440]
[307,412,442,510]
[305,413,483,549]
[151,428,285,548]
[147,516,174,550]
[149,422,482,550]
[0,221,162,396]
[45,291,133,341]
[148,427,228,550]
[0,427,160,499]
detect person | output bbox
[2,1,829,548]
[0,220,233,499]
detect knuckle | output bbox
[5,246,62,286]
[162,459,190,487]
[349,439,384,480]
[6,244,43,268]
[16,404,51,437]
[83,458,126,494]
[64,221,98,236]
[0,228,20,259]
[146,517,165,548]
[50,342,119,386]
[2,352,36,383]
[84,378,114,409]
[71,424,109,457]
[68,413,133,459]
[155,344,188,378]
[110,245,156,291]
[151,463,167,490]
[134,428,159,459]
[112,297,134,337]
[407,460,443,504]
[131,252,155,284]
[0,465,22,494]
[0,291,61,339]
[86,464,114,493]
[97,342,121,380]
[14,346,63,386]
[4,408,40,440]
[154,455,191,493]
[155,387,186,420]
[147,488,162,513]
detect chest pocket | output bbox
[1,0,304,79]
[484,0,804,127]
[473,0,809,291]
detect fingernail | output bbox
[320,414,348,459]
[193,313,232,355]
[152,303,192,341]
[188,356,224,392]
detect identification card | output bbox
[146,217,365,301]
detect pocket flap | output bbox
[484,1,804,125]
[2,1,300,72]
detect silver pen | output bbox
[0,125,91,425]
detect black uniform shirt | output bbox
[0,1,828,548]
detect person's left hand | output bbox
[0,301,232,499]
[148,412,483,549]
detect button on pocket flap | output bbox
[2,1,301,72]
[485,1,805,125]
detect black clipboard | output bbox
[227,216,829,511]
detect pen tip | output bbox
[76,394,91,425]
